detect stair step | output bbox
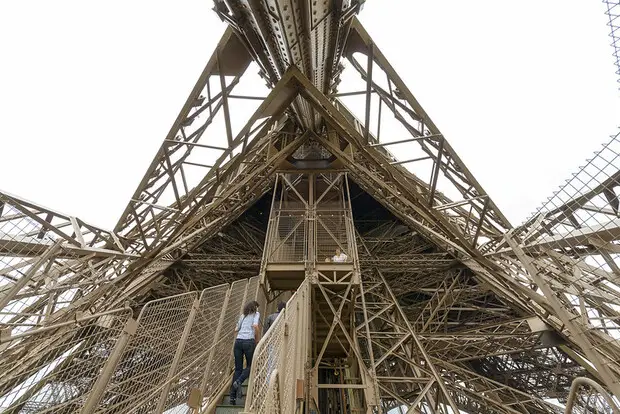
[215,381,249,413]
[222,383,248,396]
[215,405,245,414]
[221,393,246,405]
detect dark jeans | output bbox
[231,339,255,395]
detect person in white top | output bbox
[230,300,260,405]
[327,247,348,263]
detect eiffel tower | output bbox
[1,1,620,413]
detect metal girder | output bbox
[419,319,543,363]
[339,18,512,248]
[356,225,569,410]
[113,27,256,257]
[0,191,138,343]
[471,347,588,402]
[354,243,560,414]
[3,2,620,412]
[213,0,364,128]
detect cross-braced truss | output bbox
[1,1,620,413]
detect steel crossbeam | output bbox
[2,1,620,412]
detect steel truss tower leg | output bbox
[506,233,620,397]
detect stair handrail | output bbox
[243,278,310,414]
[564,377,620,414]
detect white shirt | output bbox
[236,312,260,340]
[332,253,348,262]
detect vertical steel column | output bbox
[308,173,315,270]
[356,266,380,411]
[363,43,373,143]
[155,298,200,414]
[261,177,281,287]
[80,318,138,414]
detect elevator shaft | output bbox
[259,172,379,413]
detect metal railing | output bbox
[481,131,620,396]
[264,210,307,263]
[315,209,357,264]
[0,276,262,413]
[565,377,620,413]
[0,191,136,340]
[242,278,310,414]
[263,208,357,265]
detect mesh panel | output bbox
[490,133,620,374]
[266,212,306,262]
[316,212,351,262]
[0,193,131,339]
[156,284,229,412]
[200,279,247,397]
[245,279,309,413]
[0,309,131,413]
[566,378,620,413]
[95,293,196,413]
[247,276,260,305]
[0,201,57,312]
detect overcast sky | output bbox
[0,1,618,230]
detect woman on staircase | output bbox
[230,300,261,405]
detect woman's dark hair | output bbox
[243,300,259,316]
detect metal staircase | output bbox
[1,0,620,412]
[214,382,248,414]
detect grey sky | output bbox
[0,0,618,229]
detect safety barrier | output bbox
[0,308,132,413]
[0,276,262,413]
[564,377,620,414]
[243,278,310,414]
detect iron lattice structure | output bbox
[1,1,620,413]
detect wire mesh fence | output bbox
[316,210,354,263]
[95,293,196,413]
[0,191,134,343]
[199,279,248,400]
[0,276,264,413]
[517,132,620,247]
[604,0,620,91]
[264,211,307,262]
[263,173,358,267]
[0,309,132,413]
[483,131,620,394]
[263,209,357,265]
[153,284,229,413]
[244,278,309,414]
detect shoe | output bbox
[230,380,240,403]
